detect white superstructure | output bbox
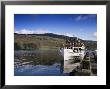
[60,37,86,61]
[64,46,85,60]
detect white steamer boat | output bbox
[59,37,86,73]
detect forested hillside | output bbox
[14,33,97,50]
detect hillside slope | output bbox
[14,33,97,50]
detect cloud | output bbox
[75,14,96,21]
[15,29,50,34]
[55,32,64,35]
[93,32,97,37]
[35,29,51,34]
[75,15,87,21]
[15,29,75,37]
[15,29,33,34]
[65,33,74,37]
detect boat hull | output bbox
[59,48,85,73]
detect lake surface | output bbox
[14,50,68,76]
[14,50,97,76]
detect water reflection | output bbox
[14,50,66,76]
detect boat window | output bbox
[79,48,82,52]
[73,48,78,53]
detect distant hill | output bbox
[14,33,97,50]
[15,33,71,39]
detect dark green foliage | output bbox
[14,42,21,50]
[23,43,38,50]
[82,61,90,69]
[83,40,97,50]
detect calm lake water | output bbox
[14,50,97,76]
[14,50,68,76]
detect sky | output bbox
[14,14,97,41]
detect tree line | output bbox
[14,42,39,50]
